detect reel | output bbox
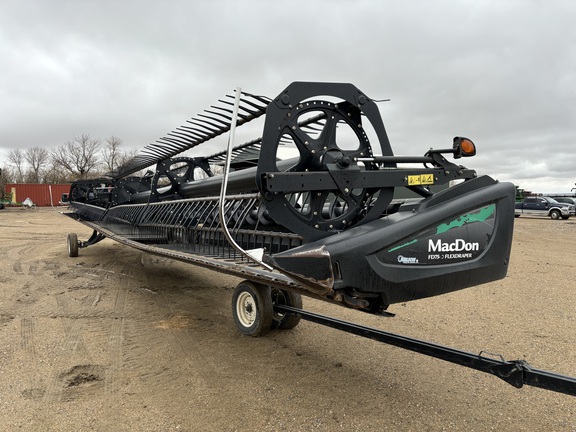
[257,82,396,241]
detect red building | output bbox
[5,184,71,207]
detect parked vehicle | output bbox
[515,196,575,219]
[551,196,576,207]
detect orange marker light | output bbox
[453,137,476,158]
[460,139,476,156]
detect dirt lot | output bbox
[0,207,575,431]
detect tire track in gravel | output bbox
[19,316,48,401]
[39,244,137,403]
[42,292,100,403]
[93,248,153,396]
[120,254,219,399]
[104,285,128,395]
[20,317,36,355]
[11,245,33,274]
[115,253,190,393]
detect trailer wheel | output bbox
[271,288,302,330]
[232,281,273,337]
[550,210,561,220]
[67,233,79,257]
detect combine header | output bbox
[63,82,576,396]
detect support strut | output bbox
[79,230,106,248]
[274,304,576,396]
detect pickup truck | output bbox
[515,196,576,219]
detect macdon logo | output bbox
[428,239,479,252]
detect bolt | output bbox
[344,188,350,194]
[329,225,333,229]
[314,224,320,228]
[292,125,296,130]
[313,211,318,215]
[305,141,309,146]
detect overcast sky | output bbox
[1,0,575,193]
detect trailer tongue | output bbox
[275,304,576,397]
[62,82,575,397]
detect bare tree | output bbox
[0,167,10,203]
[24,146,49,183]
[52,134,101,179]
[117,147,137,167]
[0,166,15,183]
[43,160,69,184]
[102,135,123,174]
[7,149,25,182]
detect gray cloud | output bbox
[1,0,575,192]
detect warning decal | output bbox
[408,174,435,186]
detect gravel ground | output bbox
[0,207,575,431]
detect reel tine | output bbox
[196,113,229,129]
[185,119,219,134]
[219,98,260,116]
[111,88,270,179]
[238,96,269,112]
[162,135,191,148]
[169,129,201,142]
[176,126,207,140]
[204,109,232,122]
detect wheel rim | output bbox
[236,291,257,328]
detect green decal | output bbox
[388,239,417,252]
[436,204,495,235]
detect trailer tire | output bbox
[67,233,79,257]
[271,288,302,330]
[550,210,561,220]
[232,281,273,337]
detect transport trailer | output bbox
[62,82,576,396]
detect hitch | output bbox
[274,304,576,397]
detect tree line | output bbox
[1,134,137,184]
